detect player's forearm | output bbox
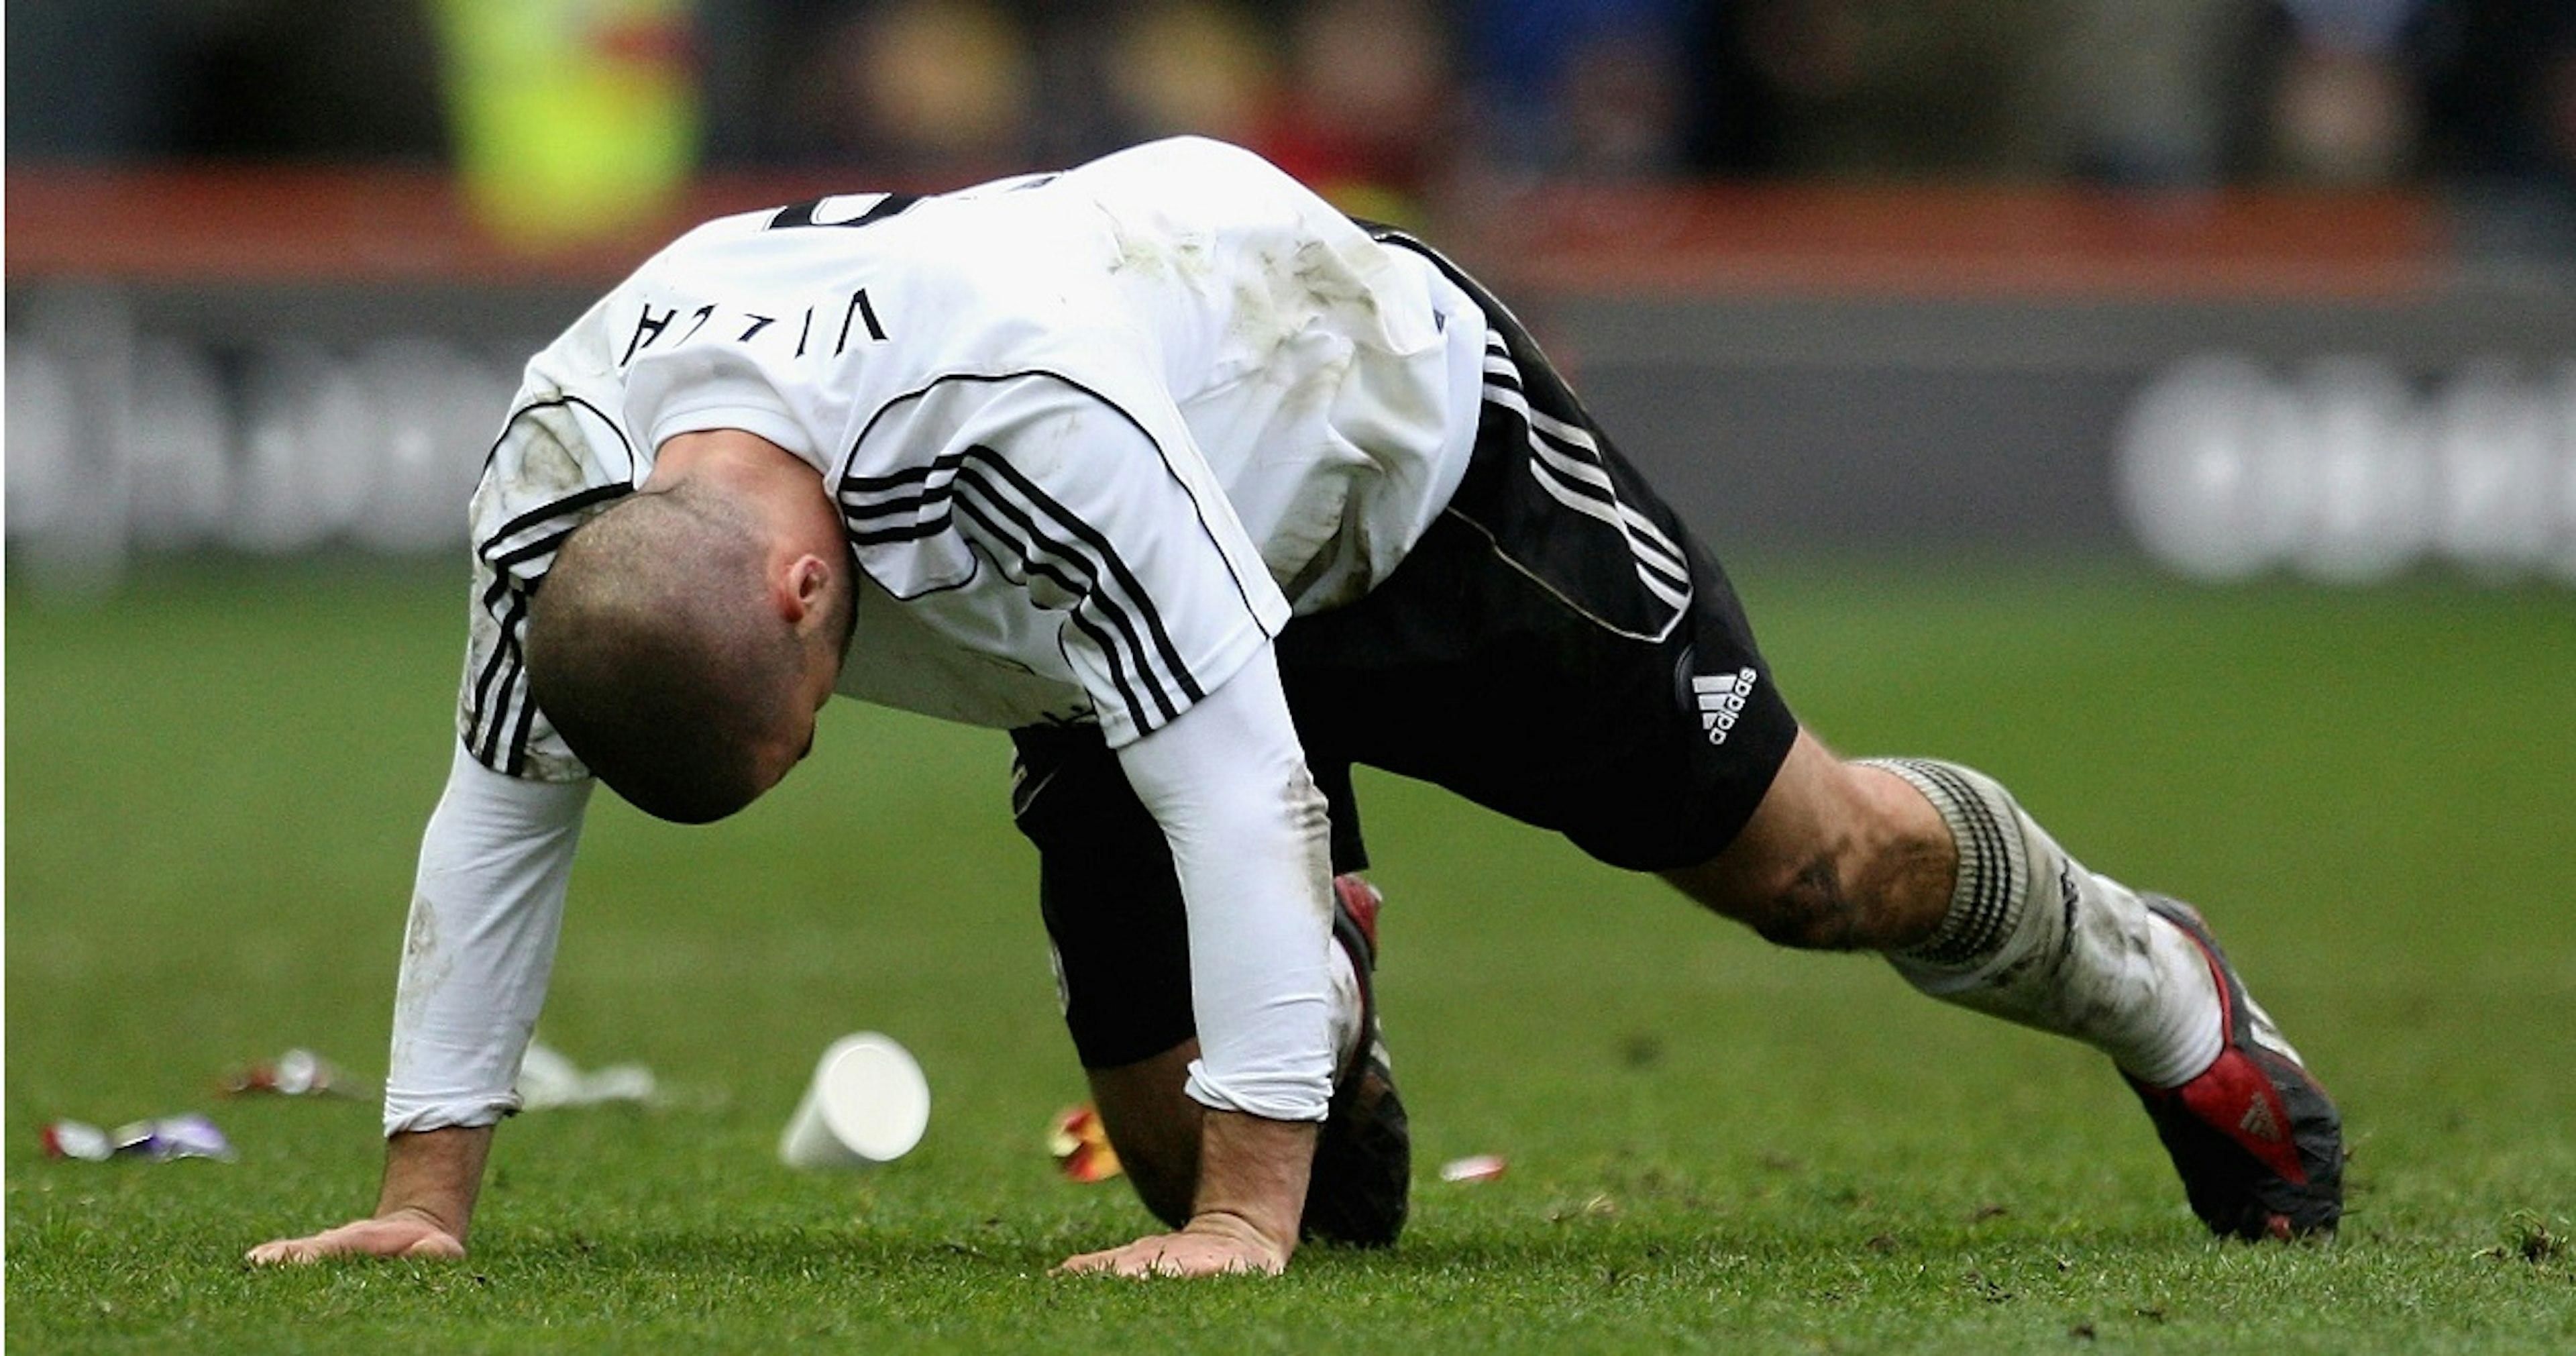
[1116,649,1340,1124]
[1186,1110,1318,1267]
[384,743,592,1133]
[375,1125,494,1244]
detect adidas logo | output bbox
[1692,668,1760,745]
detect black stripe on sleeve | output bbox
[839,456,1176,723]
[480,482,634,566]
[834,370,1279,733]
[468,487,633,774]
[947,465,1166,723]
[468,588,530,769]
[960,448,1203,709]
[834,446,1202,726]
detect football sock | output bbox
[1859,758,2225,1089]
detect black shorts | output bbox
[1012,237,1799,1067]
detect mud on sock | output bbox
[1860,758,2224,1088]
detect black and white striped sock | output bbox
[1860,758,2224,1088]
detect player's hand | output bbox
[250,1126,490,1267]
[246,1209,466,1265]
[1054,1212,1289,1278]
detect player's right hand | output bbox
[246,1210,466,1265]
[1053,1213,1291,1278]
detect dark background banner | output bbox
[10,173,2572,586]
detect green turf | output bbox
[8,556,2572,1353]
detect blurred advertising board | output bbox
[9,169,2571,588]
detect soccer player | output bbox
[248,137,2341,1277]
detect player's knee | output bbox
[1740,854,1878,951]
[1664,846,1868,949]
[1664,752,1954,952]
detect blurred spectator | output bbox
[1682,0,2275,187]
[430,0,701,248]
[709,0,1034,173]
[1251,0,1458,217]
[1705,0,2070,179]
[1012,0,1141,166]
[2266,0,2428,183]
[830,0,1034,171]
[1676,0,1788,174]
[1103,0,1279,150]
[2048,0,2276,187]
[1463,0,1693,177]
[696,0,847,165]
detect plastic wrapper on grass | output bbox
[1439,1153,1507,1183]
[219,1047,370,1098]
[1049,1104,1123,1183]
[519,1042,659,1110]
[42,1113,236,1163]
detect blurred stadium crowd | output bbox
[9,0,2575,251]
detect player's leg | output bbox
[1653,729,1954,953]
[1079,1047,1198,1227]
[1664,742,2343,1239]
[1007,723,1409,1245]
[1322,229,2340,1239]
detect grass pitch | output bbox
[7,557,2572,1352]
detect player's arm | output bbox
[248,745,591,1263]
[851,368,1322,1273]
[1058,644,1338,1277]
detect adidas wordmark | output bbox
[1693,668,1760,745]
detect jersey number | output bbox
[767,195,923,231]
[746,195,923,352]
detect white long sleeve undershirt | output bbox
[385,645,1334,1133]
[381,744,592,1135]
[1116,643,1341,1124]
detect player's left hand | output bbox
[1055,1212,1289,1277]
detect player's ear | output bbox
[776,553,833,627]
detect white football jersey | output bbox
[460,136,1486,780]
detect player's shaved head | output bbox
[525,485,808,823]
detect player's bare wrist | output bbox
[1189,1110,1314,1257]
[374,1125,492,1243]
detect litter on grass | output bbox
[517,1043,659,1110]
[219,1048,369,1098]
[42,1113,236,1163]
[1047,1104,1123,1183]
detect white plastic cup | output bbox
[777,1033,930,1169]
